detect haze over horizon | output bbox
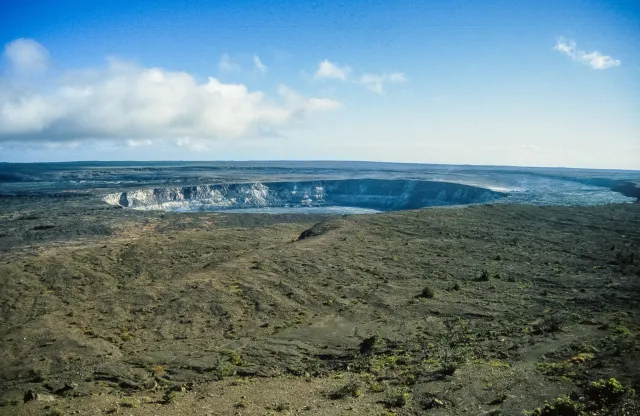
[1,0,639,169]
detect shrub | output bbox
[402,373,417,386]
[527,396,584,416]
[489,393,508,405]
[233,400,247,409]
[440,361,459,376]
[477,269,491,281]
[220,349,242,365]
[585,378,635,406]
[267,401,291,412]
[359,334,381,354]
[211,356,236,380]
[368,354,401,375]
[152,364,166,377]
[569,353,594,364]
[369,382,386,393]
[536,361,572,376]
[533,314,564,334]
[383,389,411,408]
[612,311,628,324]
[329,379,362,399]
[433,322,472,375]
[526,379,635,416]
[614,326,631,336]
[162,390,180,404]
[419,286,435,299]
[120,398,138,408]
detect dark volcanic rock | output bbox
[298,222,340,240]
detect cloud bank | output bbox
[554,38,620,69]
[0,40,340,144]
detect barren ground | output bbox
[1,197,639,415]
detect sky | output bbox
[0,0,639,169]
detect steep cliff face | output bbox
[102,179,506,212]
[611,181,640,202]
[102,182,324,210]
[319,179,502,210]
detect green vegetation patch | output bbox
[585,378,635,407]
[525,378,635,415]
[526,395,584,416]
[383,389,411,408]
[329,379,363,399]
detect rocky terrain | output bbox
[0,194,639,415]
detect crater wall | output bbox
[103,179,506,212]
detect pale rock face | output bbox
[103,182,326,211]
[103,179,505,212]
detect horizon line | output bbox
[0,159,639,173]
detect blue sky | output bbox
[0,0,638,168]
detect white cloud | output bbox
[554,38,620,69]
[175,137,210,151]
[0,41,341,144]
[314,59,351,81]
[277,85,342,113]
[126,139,154,147]
[580,51,621,70]
[359,72,407,93]
[555,38,576,56]
[388,72,407,83]
[253,55,267,73]
[219,53,240,72]
[3,38,50,73]
[313,59,408,93]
